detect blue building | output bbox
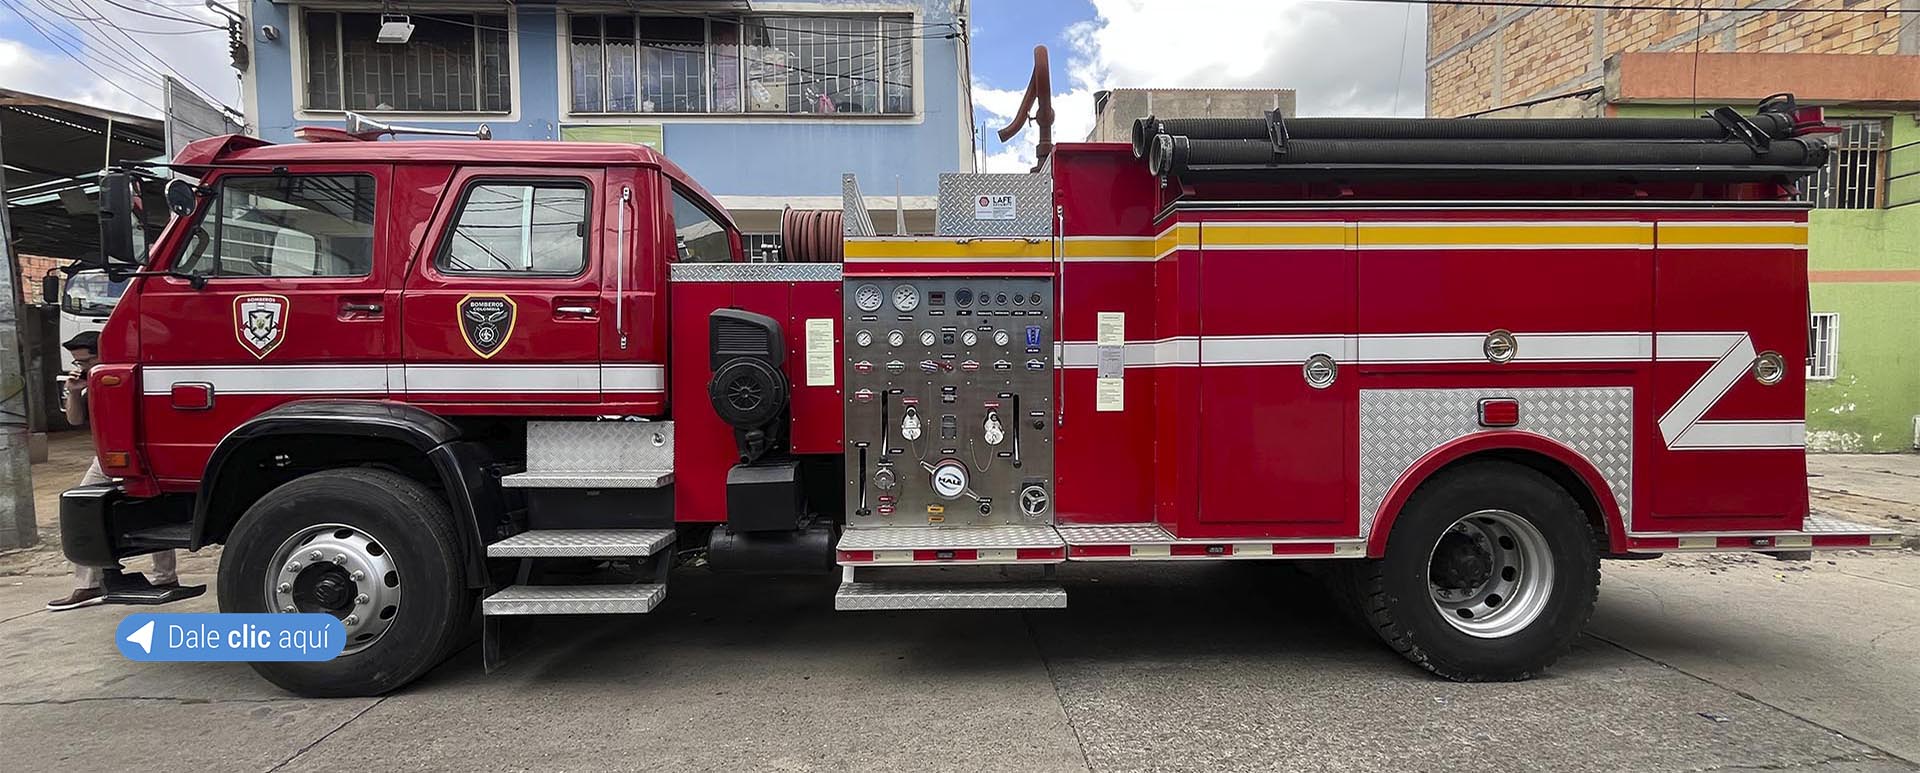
[239,0,974,239]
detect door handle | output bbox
[343,302,384,313]
[555,305,598,318]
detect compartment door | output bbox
[1647,218,1809,529]
[1195,220,1356,532]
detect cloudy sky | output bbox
[970,0,1429,171]
[0,0,1425,169]
[0,0,243,116]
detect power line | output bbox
[1335,0,1919,16]
[37,0,238,112]
[8,0,170,89]
[33,0,220,34]
[0,0,163,113]
[93,0,222,29]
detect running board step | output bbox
[487,528,676,558]
[837,525,1067,566]
[500,471,673,489]
[483,584,667,616]
[834,582,1067,611]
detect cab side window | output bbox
[179,174,376,277]
[438,181,590,275]
[670,187,732,263]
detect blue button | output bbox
[116,613,346,662]
[1025,326,1042,347]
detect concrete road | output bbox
[0,553,1914,773]
[3,438,1916,771]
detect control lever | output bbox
[1010,394,1023,468]
[879,392,891,460]
[855,445,870,517]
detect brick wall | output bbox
[13,254,72,305]
[1428,0,1910,117]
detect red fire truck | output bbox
[65,98,1899,698]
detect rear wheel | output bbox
[218,468,468,697]
[1348,461,1599,681]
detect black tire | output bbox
[1349,460,1599,681]
[217,468,468,697]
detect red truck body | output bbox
[62,106,1899,697]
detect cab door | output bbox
[401,168,605,405]
[133,168,393,482]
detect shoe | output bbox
[46,588,106,611]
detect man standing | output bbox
[45,331,177,610]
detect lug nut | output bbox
[343,615,359,626]
[349,570,365,581]
[285,561,302,572]
[355,593,369,605]
[332,554,348,565]
[281,605,296,613]
[277,582,291,592]
[308,550,322,560]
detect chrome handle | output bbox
[954,236,1044,244]
[616,186,630,350]
[1054,204,1066,428]
[556,305,596,316]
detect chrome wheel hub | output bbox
[1427,509,1554,639]
[266,523,399,655]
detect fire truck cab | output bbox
[65,102,1900,698]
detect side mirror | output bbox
[165,178,199,217]
[40,272,59,305]
[96,172,145,267]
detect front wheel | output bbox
[217,468,469,697]
[1346,461,1600,681]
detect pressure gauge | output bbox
[891,284,920,312]
[887,329,905,347]
[920,329,937,347]
[961,330,978,347]
[993,329,1010,347]
[855,330,873,347]
[854,283,883,313]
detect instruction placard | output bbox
[1096,311,1125,411]
[804,318,835,387]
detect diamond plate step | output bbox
[487,529,676,558]
[837,525,1064,552]
[499,471,674,489]
[835,582,1066,611]
[483,584,666,616]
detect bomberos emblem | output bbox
[458,294,517,359]
[233,294,288,359]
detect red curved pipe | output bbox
[995,45,1054,171]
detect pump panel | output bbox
[843,277,1055,527]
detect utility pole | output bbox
[0,118,39,549]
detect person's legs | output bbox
[49,459,118,610]
[149,550,179,586]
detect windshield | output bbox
[62,270,129,317]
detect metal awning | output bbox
[0,88,164,261]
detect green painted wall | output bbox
[1619,104,1920,451]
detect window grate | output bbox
[1797,120,1887,210]
[568,13,913,116]
[1807,312,1838,380]
[304,11,511,113]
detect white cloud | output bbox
[976,0,1427,172]
[0,1,240,120]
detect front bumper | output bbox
[60,483,193,568]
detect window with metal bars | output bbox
[741,233,784,261]
[303,12,511,113]
[1807,312,1838,380]
[1797,119,1888,210]
[568,14,914,116]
